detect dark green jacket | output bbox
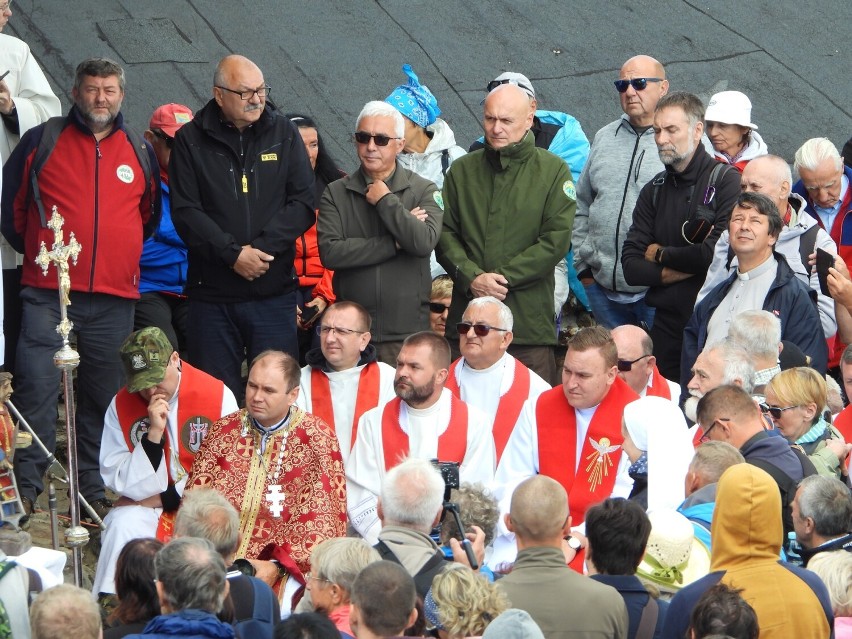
[437,131,575,345]
[318,162,442,341]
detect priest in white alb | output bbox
[296,301,395,464]
[445,297,551,470]
[346,331,495,544]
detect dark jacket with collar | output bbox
[124,609,234,639]
[800,532,852,567]
[590,574,668,639]
[681,252,828,390]
[169,99,315,303]
[318,162,442,342]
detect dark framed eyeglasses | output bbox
[614,77,663,93]
[151,129,174,149]
[429,302,450,314]
[759,403,800,420]
[486,78,534,95]
[353,131,402,147]
[698,417,729,443]
[456,322,508,337]
[617,354,651,372]
[215,85,271,100]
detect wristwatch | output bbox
[654,246,664,264]
[566,536,582,551]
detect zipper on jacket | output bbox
[299,234,308,278]
[239,131,253,242]
[611,127,646,292]
[90,140,102,292]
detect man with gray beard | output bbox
[621,92,740,381]
[345,331,494,544]
[683,339,755,423]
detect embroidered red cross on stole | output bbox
[380,395,469,470]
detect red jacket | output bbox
[294,210,335,303]
[2,107,158,299]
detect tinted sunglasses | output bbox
[486,78,534,95]
[617,354,651,372]
[353,131,402,146]
[759,403,799,420]
[429,302,450,314]
[613,77,663,93]
[456,322,508,337]
[152,129,174,149]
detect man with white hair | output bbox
[683,339,755,422]
[446,296,550,468]
[611,324,680,399]
[793,137,852,372]
[318,100,443,366]
[727,310,782,397]
[698,154,837,338]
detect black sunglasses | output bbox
[759,403,800,420]
[353,131,402,147]
[456,322,508,337]
[486,78,534,95]
[152,129,174,149]
[613,77,663,93]
[429,302,450,314]
[617,354,651,372]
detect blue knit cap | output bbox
[385,63,441,128]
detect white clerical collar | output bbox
[462,352,508,375]
[737,254,776,280]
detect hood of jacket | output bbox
[419,118,460,155]
[710,463,781,571]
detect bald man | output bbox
[497,476,628,639]
[170,54,315,399]
[574,55,668,330]
[697,154,837,339]
[611,324,680,399]
[437,84,576,384]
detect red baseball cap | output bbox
[149,103,193,138]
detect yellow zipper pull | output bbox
[242,172,248,194]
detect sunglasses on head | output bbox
[456,322,508,337]
[486,78,534,95]
[759,403,799,420]
[429,302,450,314]
[152,129,174,149]
[613,77,663,93]
[353,131,401,147]
[617,354,651,372]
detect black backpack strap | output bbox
[374,540,446,598]
[799,224,819,276]
[123,127,155,220]
[441,149,450,177]
[651,170,667,209]
[635,595,659,639]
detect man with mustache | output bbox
[621,92,740,382]
[346,331,494,544]
[169,54,315,401]
[682,192,827,390]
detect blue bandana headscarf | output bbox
[385,63,441,128]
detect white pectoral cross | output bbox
[266,485,285,518]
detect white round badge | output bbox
[116,164,135,184]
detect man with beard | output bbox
[683,339,755,423]
[1,57,159,524]
[621,92,740,381]
[346,331,495,544]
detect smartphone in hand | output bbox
[816,248,834,298]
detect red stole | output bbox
[833,406,852,457]
[380,395,468,470]
[535,377,638,525]
[445,357,531,463]
[116,362,223,479]
[644,366,672,400]
[310,363,381,451]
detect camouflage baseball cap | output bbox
[119,327,173,393]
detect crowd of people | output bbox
[0,1,851,637]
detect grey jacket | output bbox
[573,116,663,293]
[318,162,442,341]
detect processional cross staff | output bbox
[35,206,88,586]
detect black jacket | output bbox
[169,100,315,302]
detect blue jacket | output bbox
[681,252,828,391]
[590,574,668,639]
[125,610,235,639]
[792,164,852,258]
[139,180,188,295]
